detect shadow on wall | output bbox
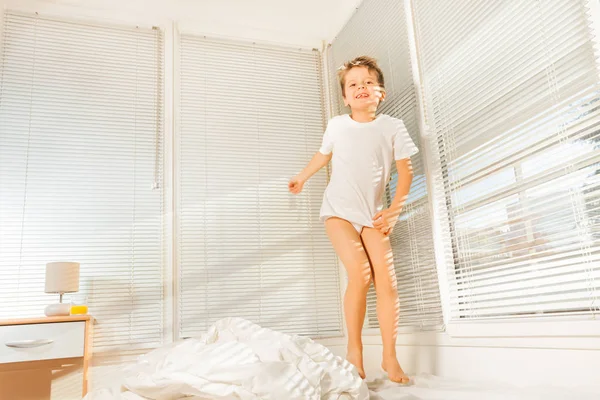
[82,226,341,353]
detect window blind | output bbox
[0,11,165,350]
[327,0,444,332]
[176,35,343,338]
[412,0,600,320]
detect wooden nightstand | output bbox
[0,315,93,400]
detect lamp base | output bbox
[44,303,71,317]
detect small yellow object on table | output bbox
[70,304,89,315]
[70,295,89,315]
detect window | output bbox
[0,12,165,350]
[327,0,444,332]
[413,0,600,320]
[176,35,343,338]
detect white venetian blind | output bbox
[413,0,600,320]
[0,12,165,350]
[327,0,444,331]
[177,35,343,338]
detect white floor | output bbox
[368,374,600,400]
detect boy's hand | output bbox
[373,208,399,236]
[288,176,305,194]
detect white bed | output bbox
[83,318,599,400]
[84,318,369,400]
[368,374,600,400]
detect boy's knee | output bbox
[348,274,371,292]
[375,274,397,297]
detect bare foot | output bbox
[346,348,366,379]
[382,355,409,384]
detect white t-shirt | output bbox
[318,114,418,228]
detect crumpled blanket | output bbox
[84,317,369,400]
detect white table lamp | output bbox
[44,261,80,317]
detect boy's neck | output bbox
[349,109,378,123]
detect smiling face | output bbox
[342,66,386,111]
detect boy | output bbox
[289,56,417,383]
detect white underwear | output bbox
[323,216,364,234]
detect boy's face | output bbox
[343,66,385,111]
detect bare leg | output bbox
[361,227,409,384]
[325,217,372,379]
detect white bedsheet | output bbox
[84,318,369,400]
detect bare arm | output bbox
[373,158,414,235]
[289,152,332,194]
[389,158,413,217]
[298,152,331,182]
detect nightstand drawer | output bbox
[0,321,85,364]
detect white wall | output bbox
[2,0,361,48]
[0,0,5,47]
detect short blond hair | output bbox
[337,56,385,97]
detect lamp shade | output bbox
[45,262,80,293]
